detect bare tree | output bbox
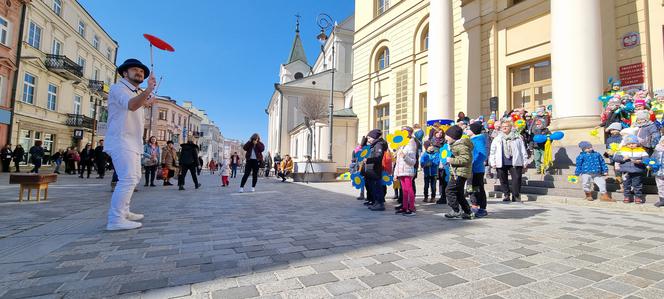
[298,95,329,158]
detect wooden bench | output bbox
[9,174,58,202]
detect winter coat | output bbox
[574,151,608,176]
[243,141,265,161]
[447,138,473,179]
[605,134,622,147]
[636,122,661,150]
[393,139,418,177]
[652,150,664,177]
[80,148,94,162]
[281,159,294,172]
[489,133,528,168]
[470,134,488,174]
[161,146,178,170]
[13,147,24,162]
[29,146,44,164]
[419,150,440,177]
[220,160,230,176]
[94,146,107,163]
[613,146,649,173]
[179,142,200,166]
[142,144,161,166]
[1,147,12,160]
[362,138,388,180]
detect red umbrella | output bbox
[143,33,175,71]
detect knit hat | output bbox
[469,121,483,135]
[605,122,622,132]
[624,134,639,145]
[634,98,647,107]
[578,141,592,150]
[608,97,621,106]
[367,129,382,139]
[414,129,424,141]
[445,125,463,140]
[636,110,650,121]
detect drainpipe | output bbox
[7,1,28,145]
[274,83,284,154]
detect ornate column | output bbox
[427,0,455,121]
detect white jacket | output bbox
[489,133,528,168]
[393,139,418,177]
[219,160,231,176]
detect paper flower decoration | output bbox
[351,173,365,189]
[355,146,371,162]
[387,130,411,150]
[439,144,451,164]
[337,172,351,181]
[567,175,579,184]
[381,171,393,186]
[644,158,661,172]
[609,143,621,152]
[514,119,526,129]
[590,128,599,137]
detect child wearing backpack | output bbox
[420,143,439,203]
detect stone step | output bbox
[498,178,657,193]
[490,185,657,201]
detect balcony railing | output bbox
[88,80,109,97]
[45,55,83,79]
[65,114,95,130]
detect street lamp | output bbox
[317,13,335,162]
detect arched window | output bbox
[294,72,304,80]
[376,47,390,71]
[421,26,429,51]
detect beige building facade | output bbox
[11,0,116,161]
[146,96,196,148]
[352,0,664,145]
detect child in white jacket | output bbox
[219,158,231,187]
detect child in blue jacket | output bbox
[420,143,439,202]
[468,122,488,217]
[576,141,610,201]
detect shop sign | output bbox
[619,62,645,86]
[622,32,640,48]
[73,129,84,139]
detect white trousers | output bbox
[107,150,141,224]
[581,174,607,193]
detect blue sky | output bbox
[78,0,354,141]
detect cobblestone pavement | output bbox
[1,172,664,299]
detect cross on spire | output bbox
[295,13,301,33]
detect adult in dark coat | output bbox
[239,133,265,192]
[1,144,12,172]
[362,129,388,211]
[12,145,24,172]
[28,141,44,173]
[178,139,201,190]
[79,143,95,178]
[94,140,108,178]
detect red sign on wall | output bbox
[619,62,645,85]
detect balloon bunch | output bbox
[533,131,565,173]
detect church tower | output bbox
[280,16,312,84]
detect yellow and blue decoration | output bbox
[337,172,351,181]
[514,119,526,130]
[386,130,411,150]
[350,173,365,189]
[609,143,621,153]
[355,146,371,162]
[567,175,579,184]
[381,171,393,186]
[643,158,661,176]
[439,143,451,164]
[589,128,599,137]
[533,131,565,174]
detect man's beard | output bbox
[129,75,144,85]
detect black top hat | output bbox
[117,58,150,78]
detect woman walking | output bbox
[12,144,24,172]
[394,126,418,216]
[489,121,528,202]
[28,141,45,173]
[161,140,178,186]
[239,133,265,193]
[79,143,94,178]
[142,136,160,187]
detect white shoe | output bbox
[126,212,144,221]
[251,187,255,192]
[106,220,142,231]
[239,187,244,193]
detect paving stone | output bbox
[366,262,401,274]
[573,287,621,299]
[593,279,640,296]
[312,262,347,273]
[575,254,609,264]
[501,258,536,269]
[30,266,84,278]
[57,252,99,262]
[145,249,180,258]
[256,278,303,294]
[420,263,456,275]
[359,273,401,288]
[628,268,664,281]
[118,278,168,294]
[324,279,367,296]
[441,251,472,259]
[298,272,339,287]
[211,286,259,299]
[571,268,611,282]
[426,273,467,288]
[85,266,132,279]
[1,283,63,299]
[492,272,536,287]
[175,256,212,268]
[510,247,539,257]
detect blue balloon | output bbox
[533,135,548,143]
[550,131,565,141]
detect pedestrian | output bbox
[104,58,156,230]
[614,135,649,204]
[530,118,551,173]
[635,110,661,155]
[1,144,12,172]
[28,141,44,173]
[178,138,202,190]
[457,111,470,124]
[430,129,448,204]
[394,126,418,216]
[362,129,388,211]
[52,149,63,174]
[161,140,178,186]
[468,121,488,217]
[264,152,273,177]
[143,136,160,187]
[273,153,282,179]
[12,144,24,172]
[208,159,217,175]
[279,154,293,182]
[575,141,611,201]
[652,137,664,207]
[197,156,204,175]
[95,140,108,179]
[79,143,94,178]
[489,121,528,202]
[443,125,474,220]
[239,133,265,193]
[419,143,439,203]
[230,152,240,178]
[219,156,230,186]
[65,147,75,174]
[73,148,81,175]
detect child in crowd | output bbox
[394,126,418,216]
[652,137,664,207]
[443,125,474,219]
[530,118,551,173]
[604,122,624,190]
[219,157,230,187]
[467,121,488,217]
[614,135,649,203]
[420,144,440,203]
[575,141,611,201]
[634,110,661,155]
